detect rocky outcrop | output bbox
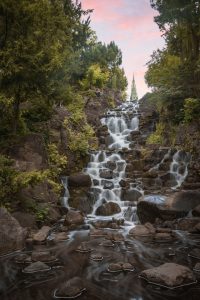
[0,208,26,255]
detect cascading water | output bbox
[170,150,190,189]
[61,176,70,208]
[85,100,140,226]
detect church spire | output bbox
[130,74,138,101]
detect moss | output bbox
[147,123,165,145]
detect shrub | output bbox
[184,98,200,123]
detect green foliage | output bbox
[147,123,165,145]
[184,98,200,123]
[80,64,109,89]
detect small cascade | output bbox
[85,100,140,225]
[170,150,190,189]
[61,176,70,208]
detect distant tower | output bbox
[130,74,138,101]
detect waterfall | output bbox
[61,176,70,208]
[170,150,191,189]
[85,100,140,224]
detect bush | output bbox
[147,123,164,144]
[184,98,200,123]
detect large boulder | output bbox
[68,173,92,187]
[129,223,155,237]
[140,263,195,287]
[136,192,197,224]
[0,208,26,255]
[95,202,121,216]
[167,190,200,211]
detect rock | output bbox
[191,222,200,233]
[140,263,194,287]
[177,218,200,231]
[194,263,200,271]
[23,261,50,273]
[99,169,113,179]
[68,173,91,187]
[56,277,85,298]
[137,199,188,224]
[123,263,134,271]
[105,161,116,170]
[192,204,200,217]
[95,202,121,216]
[122,189,142,202]
[0,208,26,255]
[52,232,69,243]
[108,263,122,272]
[156,228,172,234]
[189,248,200,259]
[12,212,37,229]
[154,233,172,240]
[167,191,200,211]
[64,210,84,226]
[106,232,124,242]
[102,180,114,189]
[129,223,155,236]
[33,226,51,244]
[31,251,55,262]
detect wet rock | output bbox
[140,263,195,287]
[64,210,84,226]
[99,169,113,179]
[100,240,115,247]
[52,232,69,243]
[194,263,200,271]
[76,242,92,253]
[105,160,116,170]
[156,228,172,234]
[123,263,134,271]
[90,253,103,261]
[129,223,155,236]
[33,226,51,244]
[177,218,200,231]
[167,191,200,211]
[122,189,142,202]
[192,204,200,217]
[31,251,55,262]
[102,180,114,189]
[90,229,106,237]
[108,263,122,272]
[68,173,92,187]
[137,199,188,224]
[0,208,26,255]
[23,261,50,273]
[106,232,124,242]
[189,248,200,259]
[154,233,172,240]
[56,277,85,298]
[95,202,121,216]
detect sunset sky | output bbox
[81,0,165,98]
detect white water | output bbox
[170,150,190,189]
[85,100,140,226]
[61,176,70,208]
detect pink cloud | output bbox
[81,0,164,97]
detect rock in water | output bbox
[95,202,121,216]
[140,263,195,287]
[0,208,26,255]
[23,261,50,273]
[56,277,85,298]
[33,226,50,244]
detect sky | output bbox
[81,0,165,98]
